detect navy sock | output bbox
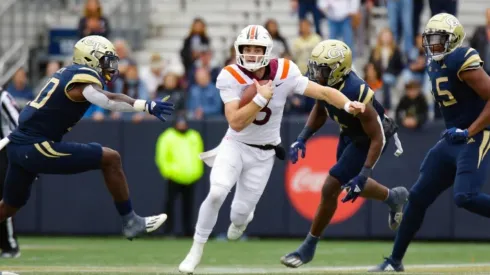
[391,201,426,262]
[384,189,398,211]
[305,233,319,245]
[114,199,133,216]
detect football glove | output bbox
[341,167,372,203]
[145,100,174,122]
[289,138,306,164]
[442,127,468,144]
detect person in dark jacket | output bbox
[180,18,210,76]
[77,0,111,39]
[395,81,428,130]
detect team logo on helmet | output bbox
[326,47,347,59]
[445,16,460,28]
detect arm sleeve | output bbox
[82,85,137,112]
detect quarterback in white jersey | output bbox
[178,25,365,274]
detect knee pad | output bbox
[454,192,476,208]
[230,200,254,225]
[207,185,229,207]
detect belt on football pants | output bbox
[244,143,286,160]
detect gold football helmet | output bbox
[73,35,119,82]
[422,13,465,61]
[308,39,352,86]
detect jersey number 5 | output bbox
[29,78,60,109]
[253,106,272,125]
[436,77,457,107]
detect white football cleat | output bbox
[145,214,167,233]
[227,212,254,241]
[179,242,204,274]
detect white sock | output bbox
[193,185,228,243]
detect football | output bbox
[239,80,270,108]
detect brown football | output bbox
[239,80,270,108]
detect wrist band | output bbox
[343,101,352,113]
[133,100,147,112]
[298,126,316,142]
[253,94,268,108]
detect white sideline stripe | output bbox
[3,263,490,274]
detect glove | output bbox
[289,138,306,164]
[442,127,469,144]
[145,100,174,122]
[341,167,371,203]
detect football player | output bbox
[178,25,366,274]
[0,35,174,240]
[280,39,408,269]
[370,13,490,272]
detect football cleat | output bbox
[179,242,204,274]
[389,187,409,230]
[122,213,167,240]
[227,212,254,240]
[368,257,405,272]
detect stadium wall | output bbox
[13,120,490,240]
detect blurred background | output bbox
[1,0,490,242]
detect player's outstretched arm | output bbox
[303,81,365,115]
[461,68,490,137]
[79,84,174,122]
[358,104,384,169]
[225,80,273,132]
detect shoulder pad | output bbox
[68,66,104,88]
[339,73,374,104]
[276,59,302,82]
[446,47,483,81]
[217,65,250,90]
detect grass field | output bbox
[1,236,490,274]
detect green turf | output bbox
[1,236,490,274]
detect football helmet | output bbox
[308,39,352,86]
[422,13,465,61]
[234,25,273,72]
[73,35,119,82]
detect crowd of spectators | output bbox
[6,0,490,132]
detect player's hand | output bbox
[341,167,371,203]
[442,127,469,144]
[254,79,274,100]
[145,100,174,122]
[289,138,306,164]
[345,101,365,115]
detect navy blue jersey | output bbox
[321,71,385,139]
[427,47,485,130]
[9,64,105,144]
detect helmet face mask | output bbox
[99,53,119,82]
[234,25,273,72]
[308,60,333,86]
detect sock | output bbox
[391,201,427,262]
[115,199,133,216]
[305,233,320,245]
[384,189,398,211]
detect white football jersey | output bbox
[216,58,309,145]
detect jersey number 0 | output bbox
[29,78,60,109]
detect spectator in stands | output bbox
[364,62,383,94]
[470,8,490,75]
[429,0,457,16]
[385,0,413,59]
[180,18,210,76]
[155,114,204,237]
[188,47,220,86]
[224,45,236,66]
[413,0,425,37]
[114,39,136,79]
[265,19,291,59]
[292,19,322,74]
[401,35,426,85]
[291,0,324,37]
[369,28,404,111]
[7,68,33,109]
[156,73,186,114]
[187,68,222,120]
[35,61,61,95]
[395,81,428,130]
[140,53,166,99]
[113,64,149,122]
[77,0,110,39]
[318,0,359,58]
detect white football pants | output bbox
[194,137,275,243]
